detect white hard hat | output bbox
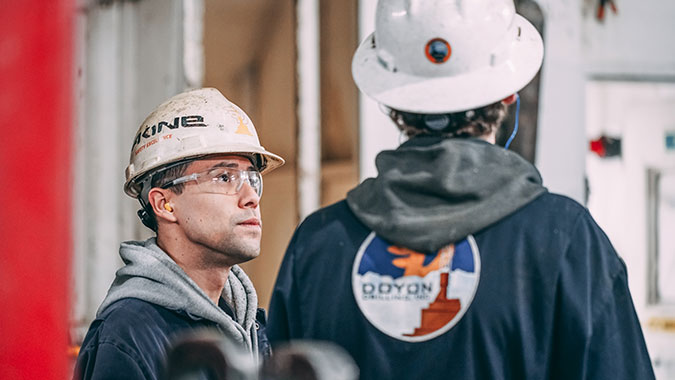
[352,0,544,114]
[124,87,284,198]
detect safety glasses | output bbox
[160,167,263,196]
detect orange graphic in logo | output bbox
[388,246,441,277]
[234,115,253,136]
[405,244,461,336]
[405,271,461,336]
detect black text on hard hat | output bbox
[133,115,207,148]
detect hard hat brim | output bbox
[352,15,544,114]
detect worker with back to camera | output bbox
[73,88,284,380]
[267,1,655,379]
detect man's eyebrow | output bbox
[210,161,256,171]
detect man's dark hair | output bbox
[150,161,192,195]
[139,160,192,232]
[389,100,508,138]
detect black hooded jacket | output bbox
[267,137,654,380]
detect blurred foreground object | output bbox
[261,341,359,380]
[165,331,358,380]
[166,330,259,380]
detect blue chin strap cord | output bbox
[504,94,520,150]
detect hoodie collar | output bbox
[347,136,547,254]
[97,238,259,356]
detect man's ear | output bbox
[147,188,178,224]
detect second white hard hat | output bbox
[352,0,544,114]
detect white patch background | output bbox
[352,233,481,342]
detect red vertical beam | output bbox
[0,1,74,379]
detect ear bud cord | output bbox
[504,94,520,150]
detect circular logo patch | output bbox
[352,233,480,342]
[425,38,452,64]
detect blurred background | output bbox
[1,0,674,378]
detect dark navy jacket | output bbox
[74,298,270,380]
[268,195,655,380]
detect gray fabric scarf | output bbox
[97,238,259,358]
[347,136,547,254]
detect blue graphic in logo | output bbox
[357,235,474,278]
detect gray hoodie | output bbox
[97,238,259,357]
[347,136,547,254]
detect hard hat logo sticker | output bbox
[234,115,253,136]
[425,38,451,64]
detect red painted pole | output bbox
[0,1,74,379]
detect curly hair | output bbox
[389,100,508,139]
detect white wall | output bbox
[587,82,675,312]
[357,0,401,181]
[586,80,675,379]
[72,0,196,340]
[534,0,587,202]
[581,0,675,77]
[537,0,675,201]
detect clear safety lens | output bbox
[161,168,263,196]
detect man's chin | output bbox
[235,251,259,264]
[227,243,260,264]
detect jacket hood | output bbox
[347,136,547,254]
[97,238,259,356]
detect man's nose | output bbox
[238,182,260,209]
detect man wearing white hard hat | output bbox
[74,88,284,379]
[268,1,654,379]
